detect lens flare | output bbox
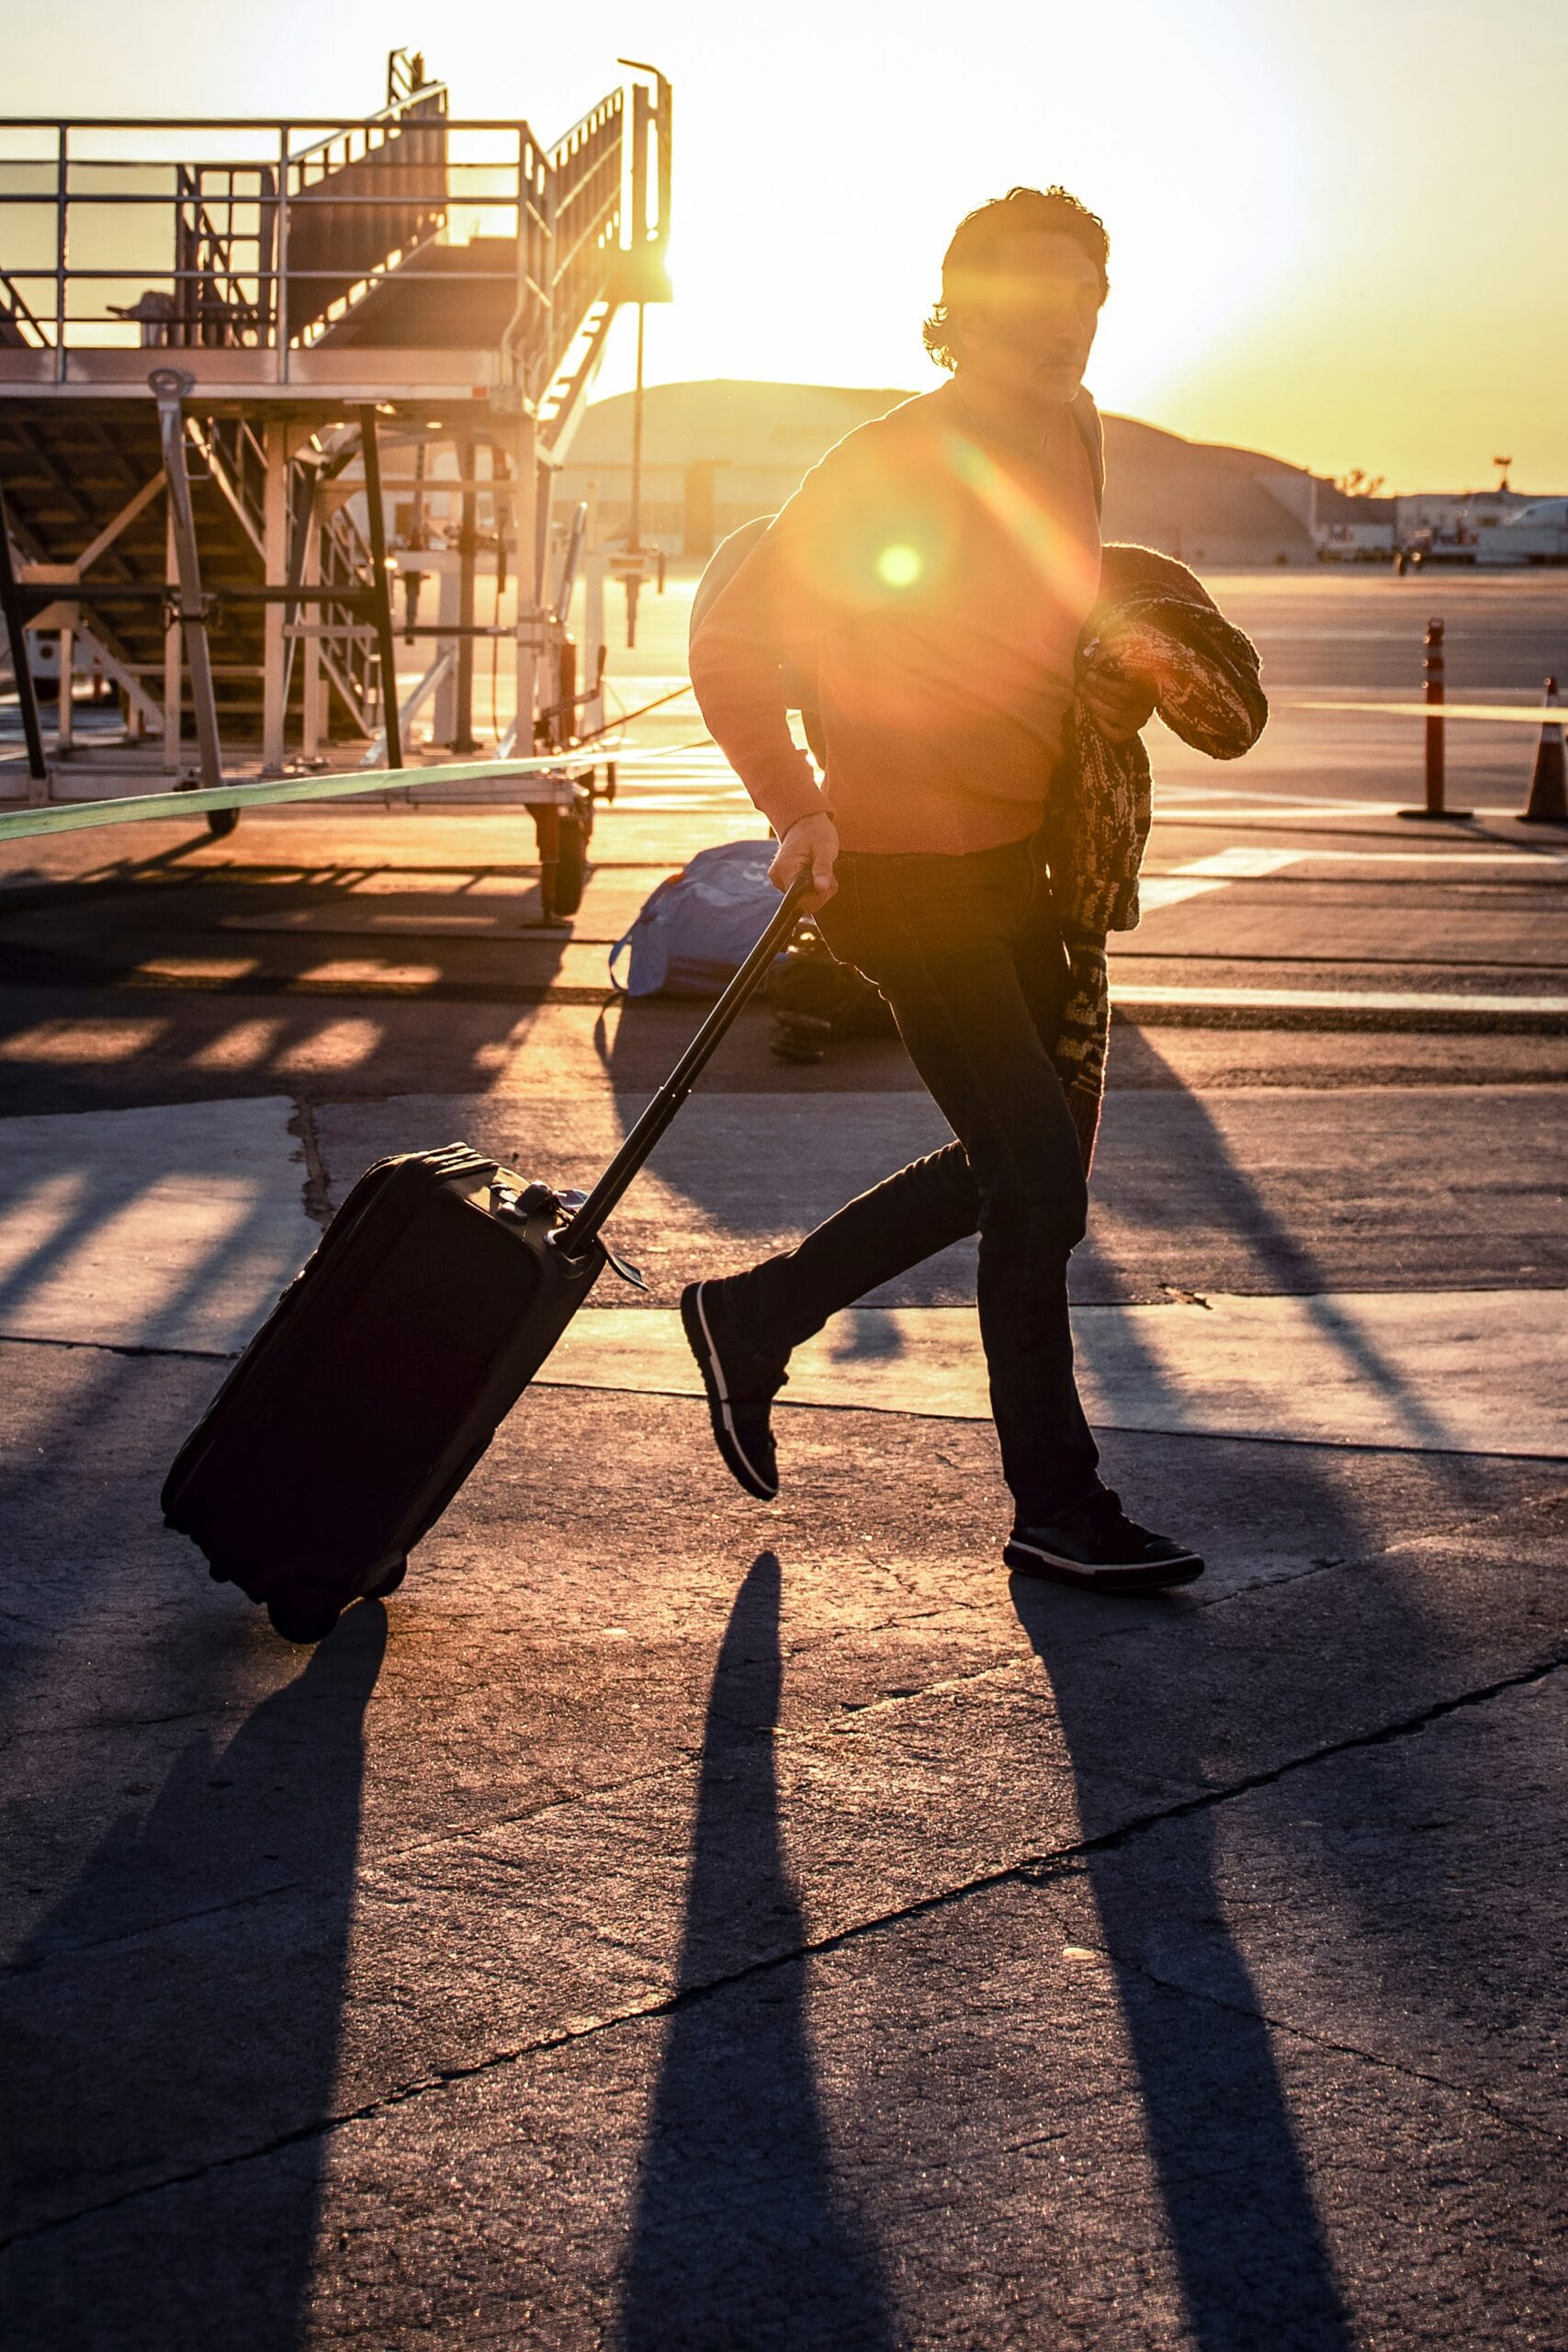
[874,542,924,589]
[942,431,1101,615]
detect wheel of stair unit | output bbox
[206,808,239,840]
[364,1557,408,1599]
[265,1588,342,1644]
[552,813,589,917]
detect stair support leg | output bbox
[355,406,403,770]
[151,368,224,793]
[260,419,289,776]
[299,488,324,765]
[162,495,180,775]
[582,493,606,741]
[453,434,479,754]
[0,474,49,790]
[54,622,74,752]
[512,413,543,755]
[433,562,459,746]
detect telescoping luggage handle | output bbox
[558,873,811,1259]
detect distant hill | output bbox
[1100,412,1315,562]
[558,379,1321,565]
[568,379,920,469]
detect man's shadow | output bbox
[1012,1570,1356,2352]
[619,1552,893,2351]
[3,1604,385,2347]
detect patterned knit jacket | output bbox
[1039,543,1269,1168]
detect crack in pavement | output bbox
[10,1494,1561,1971]
[6,1642,1563,2251]
[1069,1936,1568,2149]
[288,1098,333,1230]
[0,1330,233,1363]
[3,1709,209,1740]
[1014,1647,1567,1879]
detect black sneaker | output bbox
[1004,1487,1204,1591]
[680,1278,788,1502]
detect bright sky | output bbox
[8,0,1565,492]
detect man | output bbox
[682,186,1202,1591]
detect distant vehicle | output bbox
[1473,501,1568,564]
[1504,498,1568,531]
[1317,520,1396,562]
[1407,498,1568,568]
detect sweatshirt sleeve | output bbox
[689,441,865,839]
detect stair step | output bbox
[4,401,374,743]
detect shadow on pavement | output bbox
[997,1036,1521,2345]
[2,1605,385,2346]
[1083,1035,1495,1457]
[619,1551,893,2351]
[983,1028,1474,2345]
[0,1171,299,1722]
[1015,1578,1356,2351]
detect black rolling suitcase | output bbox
[162,876,807,1643]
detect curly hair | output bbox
[923,186,1110,371]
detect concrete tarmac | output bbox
[1,568,1564,2348]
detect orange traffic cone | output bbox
[1519,676,1568,823]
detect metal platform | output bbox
[0,50,671,798]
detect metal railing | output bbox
[0,64,667,391]
[281,87,451,346]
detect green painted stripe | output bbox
[0,757,585,842]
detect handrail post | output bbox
[54,123,68,382]
[277,122,289,381]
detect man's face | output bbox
[953,228,1105,410]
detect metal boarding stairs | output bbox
[0,51,672,823]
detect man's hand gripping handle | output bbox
[768,809,840,911]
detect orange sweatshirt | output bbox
[688,382,1103,855]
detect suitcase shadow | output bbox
[4,1603,387,2345]
[618,1550,894,2349]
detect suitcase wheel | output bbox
[364,1557,408,1599]
[265,1589,343,1645]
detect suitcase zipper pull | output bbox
[524,1186,647,1290]
[557,1190,645,1289]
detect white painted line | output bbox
[1109,984,1568,1016]
[1143,848,1565,873]
[1139,878,1230,911]
[1154,806,1531,826]
[1168,847,1307,877]
[1151,784,1540,822]
[1308,701,1568,725]
[1141,846,1305,910]
[538,1292,1567,1460]
[610,741,725,764]
[1137,840,1568,914]
[612,793,752,807]
[1155,782,1411,809]
[1260,848,1567,866]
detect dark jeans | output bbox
[739,831,1100,1520]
